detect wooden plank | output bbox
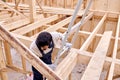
[55,49,77,80]
[79,13,107,51]
[0,25,61,80]
[12,15,58,35]
[0,40,8,80]
[4,42,13,65]
[45,16,72,32]
[29,0,36,22]
[107,15,120,80]
[5,3,84,16]
[10,33,33,47]
[81,31,112,80]
[4,14,43,31]
[31,16,72,38]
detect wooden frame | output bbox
[0,0,120,80]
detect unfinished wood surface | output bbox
[4,14,43,31]
[108,15,120,80]
[31,16,73,38]
[79,13,107,51]
[3,42,13,65]
[12,15,58,35]
[81,31,112,80]
[55,49,78,80]
[0,0,26,17]
[3,2,84,16]
[0,40,8,80]
[45,16,72,32]
[0,25,61,80]
[29,0,36,23]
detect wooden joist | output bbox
[81,31,112,80]
[0,25,61,80]
[12,15,59,35]
[79,13,107,51]
[31,16,73,38]
[108,15,120,80]
[4,2,84,16]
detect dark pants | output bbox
[32,66,43,80]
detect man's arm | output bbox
[30,41,42,57]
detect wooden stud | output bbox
[0,0,26,17]
[3,42,13,65]
[81,31,112,80]
[0,40,8,80]
[107,15,120,80]
[29,0,36,23]
[11,0,21,16]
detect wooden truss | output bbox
[0,0,120,80]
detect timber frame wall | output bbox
[0,0,120,80]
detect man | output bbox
[30,31,63,80]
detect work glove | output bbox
[65,42,72,49]
[48,64,56,70]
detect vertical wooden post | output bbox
[21,56,26,72]
[29,0,36,23]
[11,0,21,17]
[0,40,8,80]
[4,42,13,66]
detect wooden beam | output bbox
[0,40,8,80]
[4,18,30,31]
[4,3,84,16]
[55,50,77,80]
[107,15,120,80]
[10,33,33,47]
[0,0,26,17]
[29,0,36,23]
[79,13,107,51]
[12,15,58,35]
[31,16,72,38]
[45,16,72,32]
[4,14,43,31]
[81,31,112,80]
[0,25,61,80]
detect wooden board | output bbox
[81,31,112,80]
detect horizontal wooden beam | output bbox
[81,31,112,80]
[4,14,43,31]
[60,28,120,40]
[31,16,72,38]
[12,15,59,35]
[5,2,84,16]
[0,25,61,80]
